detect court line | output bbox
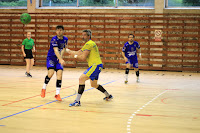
[126,90,168,133]
[5,105,131,115]
[0,80,116,121]
[5,105,181,118]
[1,85,76,106]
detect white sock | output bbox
[43,84,47,89]
[56,87,61,95]
[104,91,110,97]
[125,74,128,80]
[75,94,82,102]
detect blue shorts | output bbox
[46,57,63,71]
[83,64,103,81]
[126,57,138,68]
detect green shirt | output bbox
[22,38,34,50]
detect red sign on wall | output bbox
[155,30,162,42]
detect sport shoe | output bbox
[136,77,140,83]
[125,80,128,84]
[103,94,113,101]
[55,94,62,101]
[27,73,32,77]
[25,72,28,76]
[41,89,46,98]
[69,100,81,107]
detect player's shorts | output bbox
[83,64,103,81]
[24,49,33,59]
[126,57,138,68]
[46,56,63,71]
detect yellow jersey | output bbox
[81,40,102,67]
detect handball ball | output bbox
[20,13,31,24]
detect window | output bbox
[42,0,155,7]
[79,0,115,6]
[118,0,154,7]
[0,0,27,7]
[42,0,77,6]
[167,0,200,7]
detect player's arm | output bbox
[66,48,89,61]
[66,49,82,56]
[75,50,90,61]
[137,47,142,59]
[21,40,26,57]
[61,48,66,58]
[32,45,36,52]
[122,45,128,62]
[61,42,67,58]
[21,45,26,57]
[53,47,65,65]
[122,51,128,62]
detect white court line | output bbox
[126,90,168,133]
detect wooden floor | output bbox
[0,65,200,133]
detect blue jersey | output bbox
[122,41,140,59]
[47,36,68,58]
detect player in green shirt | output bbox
[21,32,36,77]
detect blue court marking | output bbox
[0,80,116,121]
[0,125,5,126]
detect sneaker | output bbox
[41,89,46,98]
[69,100,81,107]
[25,72,28,76]
[55,94,62,101]
[103,94,113,101]
[136,77,140,83]
[125,80,128,84]
[27,73,32,77]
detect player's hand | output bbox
[23,53,26,57]
[139,53,142,59]
[124,57,128,62]
[59,59,66,66]
[66,48,71,54]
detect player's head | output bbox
[56,25,64,37]
[128,34,135,42]
[82,29,92,41]
[27,32,31,39]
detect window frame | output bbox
[39,0,155,9]
[165,0,200,9]
[0,0,27,9]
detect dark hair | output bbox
[128,34,135,38]
[83,29,92,38]
[56,25,64,30]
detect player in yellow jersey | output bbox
[66,29,113,107]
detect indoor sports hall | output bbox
[0,0,200,133]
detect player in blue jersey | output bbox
[40,25,68,101]
[122,34,142,83]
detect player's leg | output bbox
[41,57,55,98]
[54,69,63,101]
[91,80,113,100]
[25,59,31,77]
[69,74,89,107]
[125,63,131,84]
[41,69,54,98]
[27,58,34,77]
[24,49,33,77]
[30,58,34,70]
[90,64,113,100]
[135,67,140,82]
[133,59,139,82]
